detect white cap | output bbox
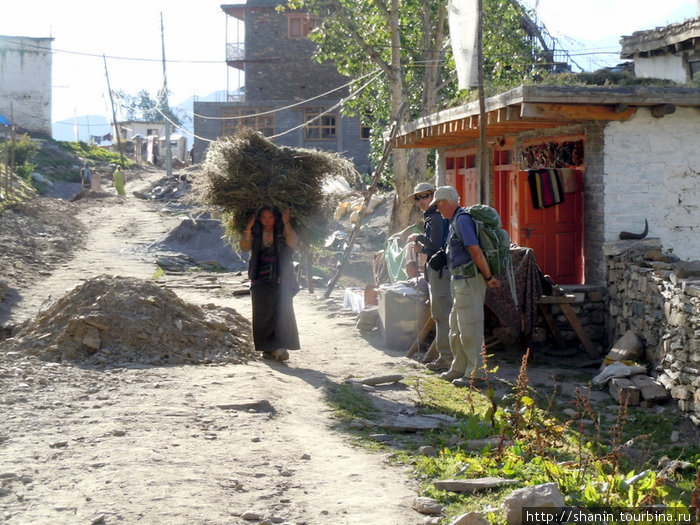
[429,186,460,206]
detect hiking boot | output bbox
[451,376,487,388]
[425,356,451,371]
[262,349,289,361]
[440,368,464,381]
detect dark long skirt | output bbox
[250,281,300,352]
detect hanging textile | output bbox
[527,169,565,209]
[557,168,579,193]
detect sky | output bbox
[523,0,699,71]
[1,0,698,139]
[1,0,237,138]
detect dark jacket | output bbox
[416,205,449,258]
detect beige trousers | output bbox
[448,275,486,378]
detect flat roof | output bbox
[391,84,700,149]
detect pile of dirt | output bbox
[0,198,86,323]
[2,275,255,366]
[148,218,247,272]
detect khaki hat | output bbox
[429,185,460,206]
[409,182,436,197]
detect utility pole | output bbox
[103,54,126,166]
[477,0,490,205]
[161,12,172,177]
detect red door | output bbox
[512,170,584,284]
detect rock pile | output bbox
[2,275,254,366]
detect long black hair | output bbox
[251,206,284,236]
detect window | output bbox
[360,115,371,140]
[147,128,159,136]
[690,59,700,80]
[221,107,274,137]
[288,14,317,38]
[304,107,336,140]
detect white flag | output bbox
[448,0,479,89]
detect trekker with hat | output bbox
[431,186,500,387]
[407,182,452,371]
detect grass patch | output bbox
[408,375,492,419]
[323,351,700,523]
[324,381,378,421]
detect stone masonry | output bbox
[605,238,700,422]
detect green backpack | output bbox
[463,204,511,276]
[453,204,517,305]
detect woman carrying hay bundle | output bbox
[240,207,300,361]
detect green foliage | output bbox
[334,352,699,520]
[57,141,134,168]
[284,0,546,167]
[0,134,39,179]
[526,69,682,87]
[115,89,185,127]
[482,0,545,88]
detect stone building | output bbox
[620,17,700,84]
[193,0,371,173]
[0,35,53,136]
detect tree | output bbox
[116,89,185,128]
[285,0,545,231]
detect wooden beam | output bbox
[650,103,676,118]
[520,102,636,121]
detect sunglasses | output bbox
[415,193,432,201]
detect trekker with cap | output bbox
[406,182,452,371]
[431,186,500,387]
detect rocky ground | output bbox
[0,166,696,525]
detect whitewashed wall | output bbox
[0,36,53,136]
[604,107,700,261]
[634,55,687,84]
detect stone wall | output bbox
[0,35,53,136]
[605,238,700,422]
[532,285,608,353]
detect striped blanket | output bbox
[527,169,565,209]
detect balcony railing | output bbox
[226,42,245,62]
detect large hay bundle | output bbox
[197,129,359,245]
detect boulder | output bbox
[607,330,644,361]
[503,483,565,525]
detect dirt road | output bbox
[0,170,425,525]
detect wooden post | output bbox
[103,55,126,167]
[161,12,173,177]
[305,249,314,293]
[323,102,407,298]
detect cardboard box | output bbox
[378,285,429,351]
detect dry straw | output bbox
[196,128,358,245]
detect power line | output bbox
[191,68,381,120]
[267,71,381,140]
[0,37,223,64]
